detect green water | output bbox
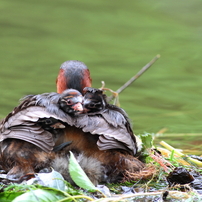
[0,0,202,150]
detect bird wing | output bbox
[0,106,69,153]
[0,92,76,153]
[74,112,137,155]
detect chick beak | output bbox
[72,103,83,113]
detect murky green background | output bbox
[0,1,202,150]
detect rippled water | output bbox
[0,0,202,152]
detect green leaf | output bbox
[0,184,37,202]
[12,189,65,202]
[139,132,154,149]
[0,191,23,202]
[69,151,97,191]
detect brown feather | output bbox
[0,89,82,153]
[0,89,84,180]
[74,113,136,155]
[0,106,67,152]
[79,87,138,155]
[0,139,56,180]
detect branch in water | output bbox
[107,54,160,102]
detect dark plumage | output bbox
[54,61,145,183]
[82,87,106,113]
[56,60,92,94]
[0,89,83,180]
[0,60,146,184]
[82,87,137,155]
[54,87,144,183]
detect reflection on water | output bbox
[0,0,202,152]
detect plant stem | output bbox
[58,195,94,202]
[160,141,202,167]
[108,54,160,102]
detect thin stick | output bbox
[117,54,160,94]
[105,54,160,102]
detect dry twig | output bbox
[107,54,160,102]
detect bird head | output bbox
[83,87,107,113]
[59,89,83,115]
[56,60,92,95]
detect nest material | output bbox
[123,164,157,182]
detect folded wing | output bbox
[0,93,74,153]
[74,109,137,155]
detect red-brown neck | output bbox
[56,69,67,94]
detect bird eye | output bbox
[89,103,95,108]
[66,99,73,105]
